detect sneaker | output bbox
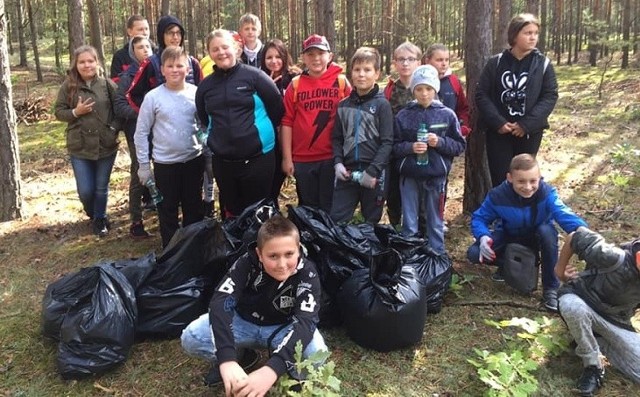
[491,269,505,282]
[575,365,604,396]
[543,289,559,312]
[92,218,109,237]
[130,221,152,239]
[204,349,260,387]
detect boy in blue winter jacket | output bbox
[467,154,587,311]
[331,47,393,224]
[393,65,466,254]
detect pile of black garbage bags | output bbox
[42,200,452,379]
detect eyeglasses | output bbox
[165,30,182,37]
[395,57,418,64]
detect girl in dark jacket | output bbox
[196,29,284,218]
[475,13,558,187]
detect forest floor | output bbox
[1,63,640,396]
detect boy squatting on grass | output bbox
[331,46,393,224]
[181,216,326,397]
[467,153,587,312]
[556,227,640,396]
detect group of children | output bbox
[54,12,640,397]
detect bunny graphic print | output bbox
[500,71,527,117]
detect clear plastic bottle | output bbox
[145,179,163,205]
[416,123,429,166]
[351,170,363,183]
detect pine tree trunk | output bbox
[68,0,85,57]
[0,1,23,221]
[463,0,493,214]
[26,0,42,82]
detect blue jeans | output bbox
[181,312,327,364]
[400,176,446,254]
[70,154,116,220]
[466,222,560,290]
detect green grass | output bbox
[2,65,640,396]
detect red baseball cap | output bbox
[302,34,330,53]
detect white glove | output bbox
[334,163,349,181]
[479,236,496,264]
[138,162,153,186]
[359,171,377,189]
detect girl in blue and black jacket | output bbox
[394,65,465,253]
[196,29,284,218]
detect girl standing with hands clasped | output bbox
[475,13,558,187]
[55,45,119,237]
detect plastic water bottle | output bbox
[145,179,163,205]
[351,170,363,183]
[416,123,429,166]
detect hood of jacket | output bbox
[157,15,184,51]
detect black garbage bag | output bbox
[136,219,232,338]
[337,250,427,352]
[407,248,452,314]
[110,252,156,290]
[136,277,208,338]
[51,264,137,379]
[373,224,426,257]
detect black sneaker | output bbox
[130,221,152,239]
[575,365,604,396]
[204,349,260,387]
[491,268,505,282]
[93,218,109,237]
[543,289,559,312]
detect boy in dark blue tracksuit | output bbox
[467,154,587,311]
[394,65,465,254]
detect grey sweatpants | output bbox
[559,293,640,384]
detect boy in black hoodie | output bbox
[126,15,203,111]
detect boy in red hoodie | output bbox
[281,34,351,213]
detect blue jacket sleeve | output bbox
[546,186,587,233]
[433,114,465,158]
[470,195,499,240]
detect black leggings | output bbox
[213,151,275,217]
[486,131,543,187]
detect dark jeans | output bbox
[154,156,205,247]
[293,159,334,214]
[125,132,144,223]
[330,168,387,224]
[386,164,402,226]
[486,131,543,187]
[70,154,116,220]
[467,222,560,290]
[212,151,275,217]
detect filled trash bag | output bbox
[502,243,538,294]
[135,219,231,338]
[50,264,137,379]
[406,248,453,314]
[337,250,427,352]
[110,253,156,290]
[136,277,208,338]
[224,199,280,264]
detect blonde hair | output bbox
[509,153,539,172]
[351,47,381,70]
[161,45,188,65]
[393,41,422,60]
[239,13,261,32]
[206,29,238,53]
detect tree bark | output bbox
[493,0,511,52]
[463,0,493,214]
[68,0,85,58]
[53,0,61,70]
[25,0,42,81]
[0,0,23,221]
[161,0,170,16]
[15,0,28,67]
[621,0,631,68]
[86,0,105,66]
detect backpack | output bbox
[290,74,347,103]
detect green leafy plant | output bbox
[609,143,640,187]
[273,341,341,396]
[449,273,477,299]
[467,316,571,397]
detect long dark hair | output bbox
[260,39,294,79]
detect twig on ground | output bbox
[451,300,546,311]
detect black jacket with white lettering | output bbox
[209,247,321,376]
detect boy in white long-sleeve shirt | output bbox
[135,46,204,247]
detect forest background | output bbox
[1,0,640,396]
